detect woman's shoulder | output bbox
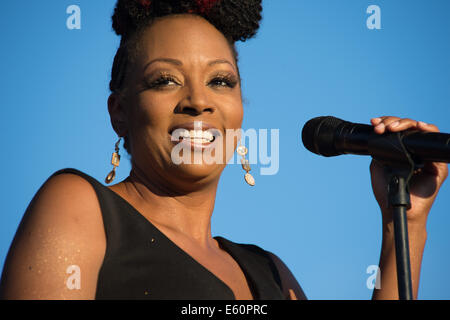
[33,167,105,229]
[0,168,106,299]
[216,236,307,300]
[32,168,109,236]
[47,167,102,187]
[34,168,104,214]
[264,250,307,300]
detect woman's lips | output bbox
[169,121,220,134]
[169,121,222,150]
[175,136,217,150]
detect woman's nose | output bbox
[175,83,215,115]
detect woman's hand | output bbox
[369,116,448,226]
[369,116,448,299]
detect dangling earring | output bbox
[237,141,255,186]
[105,137,122,184]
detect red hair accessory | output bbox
[139,0,151,9]
[195,0,219,14]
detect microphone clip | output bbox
[369,130,424,208]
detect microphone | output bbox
[302,116,450,163]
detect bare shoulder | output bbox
[0,172,106,299]
[266,251,307,300]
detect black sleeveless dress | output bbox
[51,168,287,300]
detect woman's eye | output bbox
[209,77,237,88]
[147,76,179,89]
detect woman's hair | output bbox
[109,0,263,153]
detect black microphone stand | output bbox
[369,131,423,300]
[384,165,415,300]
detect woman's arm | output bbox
[369,117,448,300]
[372,220,427,300]
[0,173,106,299]
[266,252,307,300]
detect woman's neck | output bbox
[112,163,221,246]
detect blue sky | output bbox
[1,1,449,299]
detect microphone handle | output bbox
[335,121,450,163]
[335,122,373,156]
[403,131,450,163]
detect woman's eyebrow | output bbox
[144,58,182,71]
[143,58,236,72]
[208,59,237,72]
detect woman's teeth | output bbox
[179,129,215,143]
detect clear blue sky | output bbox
[1,1,449,299]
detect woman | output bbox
[0,0,447,300]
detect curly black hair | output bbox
[109,0,263,153]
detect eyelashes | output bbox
[145,72,239,90]
[208,73,238,88]
[146,74,179,89]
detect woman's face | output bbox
[112,14,244,188]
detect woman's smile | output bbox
[169,121,222,151]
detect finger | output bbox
[417,121,440,133]
[388,120,440,133]
[372,116,401,134]
[371,117,441,135]
[384,118,418,131]
[370,117,383,125]
[371,116,393,125]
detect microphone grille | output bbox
[301,116,344,156]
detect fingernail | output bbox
[418,121,428,126]
[371,117,382,124]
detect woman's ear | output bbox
[107,93,128,137]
